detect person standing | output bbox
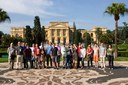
[93,44,99,68]
[56,43,61,68]
[51,43,58,69]
[80,44,86,69]
[39,43,46,68]
[65,44,72,69]
[61,44,67,67]
[72,44,78,69]
[16,42,24,69]
[87,45,93,68]
[34,44,41,69]
[22,42,27,68]
[99,43,106,68]
[107,45,114,69]
[40,47,46,68]
[30,43,35,68]
[7,43,16,70]
[77,43,81,68]
[24,44,32,69]
[46,42,53,68]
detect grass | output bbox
[114,57,128,61]
[0,58,8,62]
[0,56,128,63]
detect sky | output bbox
[0,0,128,34]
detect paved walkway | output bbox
[0,61,128,85]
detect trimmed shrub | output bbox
[118,44,128,49]
[118,48,127,51]
[118,51,128,57]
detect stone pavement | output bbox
[0,61,128,85]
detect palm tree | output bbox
[0,8,10,23]
[105,3,128,57]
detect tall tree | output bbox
[41,26,45,43]
[99,30,114,44]
[71,22,76,44]
[0,31,4,44]
[25,25,32,46]
[33,16,42,45]
[123,22,128,41]
[1,34,11,46]
[105,3,128,57]
[73,22,76,30]
[74,30,82,44]
[83,32,91,48]
[0,8,10,23]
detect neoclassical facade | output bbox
[10,22,107,44]
[88,27,107,42]
[10,27,25,38]
[45,22,75,44]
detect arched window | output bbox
[91,33,93,37]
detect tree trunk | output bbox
[115,20,118,57]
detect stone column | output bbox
[49,29,52,43]
[66,29,69,44]
[60,29,63,44]
[55,29,57,43]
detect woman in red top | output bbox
[87,45,93,68]
[34,44,41,69]
[77,43,81,68]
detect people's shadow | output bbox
[0,69,15,84]
[87,66,128,84]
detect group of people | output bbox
[7,41,115,70]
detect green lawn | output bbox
[114,57,128,61]
[0,56,128,63]
[0,58,8,62]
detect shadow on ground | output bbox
[0,69,15,84]
[87,66,128,84]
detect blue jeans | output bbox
[79,57,84,67]
[65,55,71,68]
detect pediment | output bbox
[50,23,68,28]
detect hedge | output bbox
[118,48,127,51]
[118,51,128,57]
[118,44,128,49]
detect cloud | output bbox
[0,0,64,17]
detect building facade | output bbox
[88,27,107,42]
[45,22,75,44]
[10,27,25,38]
[10,22,107,44]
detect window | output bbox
[15,34,19,37]
[52,37,54,43]
[51,29,55,36]
[63,29,66,36]
[57,29,60,36]
[63,38,66,44]
[58,37,60,44]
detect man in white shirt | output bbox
[80,44,86,68]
